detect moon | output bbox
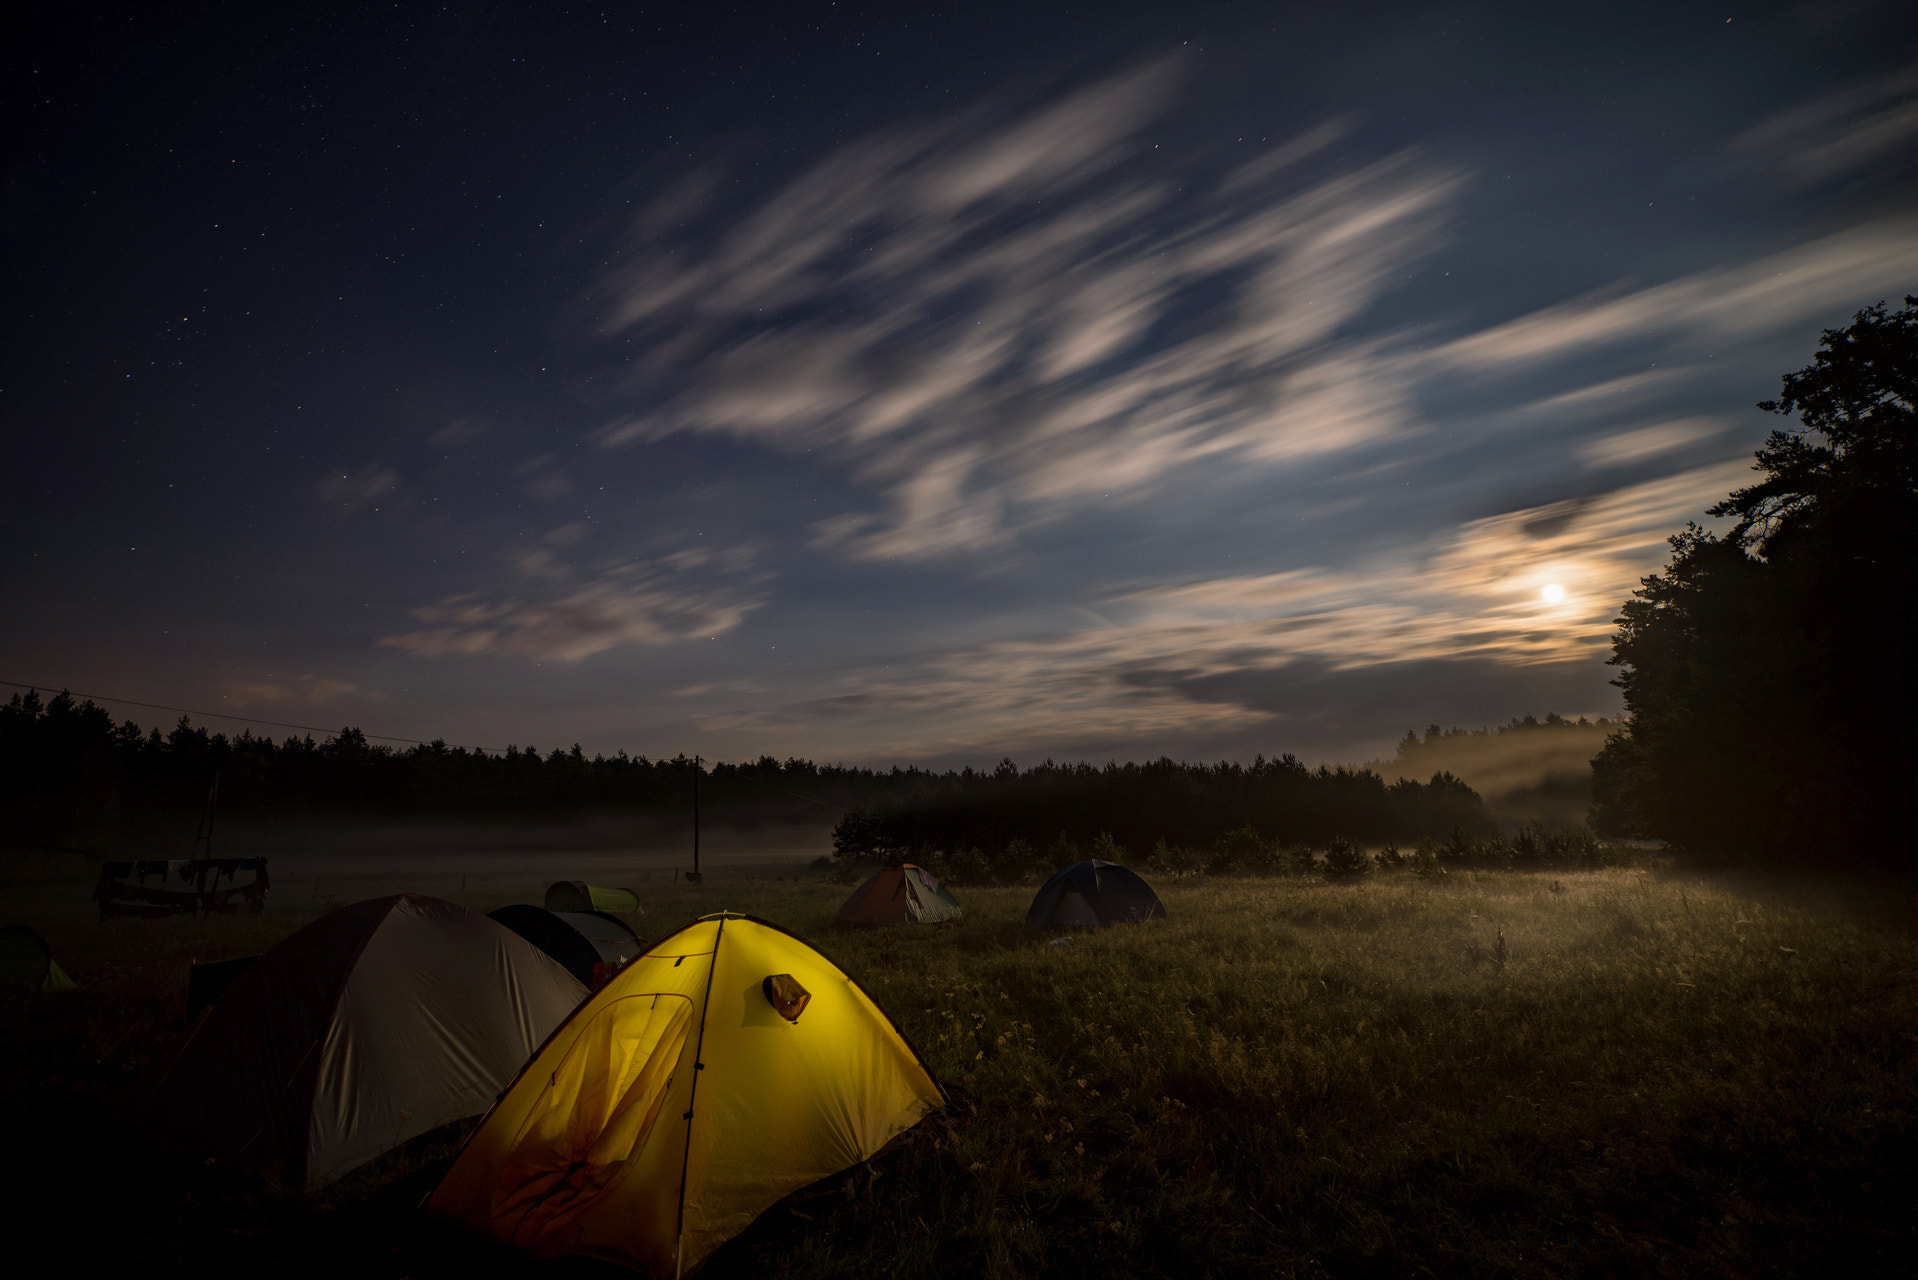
[1542,584,1565,603]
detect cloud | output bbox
[318,465,399,507]
[379,572,759,662]
[1579,417,1723,468]
[431,417,484,446]
[1728,63,1918,184]
[1421,220,1918,376]
[697,463,1741,756]
[590,64,1460,560]
[224,676,362,708]
[381,532,765,662]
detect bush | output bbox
[1209,825,1275,875]
[1087,831,1128,864]
[942,846,992,885]
[1147,839,1208,877]
[1322,835,1372,881]
[992,838,1043,884]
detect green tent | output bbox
[544,880,641,915]
[0,925,77,991]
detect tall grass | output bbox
[2,862,1909,1278]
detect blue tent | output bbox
[1025,860,1166,928]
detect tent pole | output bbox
[674,913,724,1278]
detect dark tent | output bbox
[186,955,258,1015]
[489,904,643,987]
[544,881,640,915]
[145,894,586,1188]
[1025,860,1166,928]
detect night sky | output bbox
[5,3,1914,767]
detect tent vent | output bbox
[762,973,811,1023]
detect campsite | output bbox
[1,837,1907,1278]
[6,6,1917,1275]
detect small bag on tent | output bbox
[545,880,641,915]
[0,925,77,991]
[426,912,943,1277]
[144,894,587,1189]
[1026,859,1166,928]
[489,904,644,988]
[834,863,964,926]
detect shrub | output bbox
[992,838,1042,884]
[943,846,992,885]
[1376,844,1406,870]
[1147,839,1208,877]
[1209,825,1274,875]
[1322,835,1372,881]
[1087,830,1128,864]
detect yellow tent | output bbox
[425,912,943,1276]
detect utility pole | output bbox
[687,754,703,884]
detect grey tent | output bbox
[1026,860,1166,928]
[488,904,643,987]
[145,894,586,1188]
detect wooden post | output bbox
[688,754,703,884]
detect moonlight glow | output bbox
[1542,584,1565,603]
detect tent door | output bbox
[1054,888,1099,928]
[489,993,694,1244]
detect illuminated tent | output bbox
[490,904,644,987]
[834,864,963,926]
[145,895,586,1188]
[1026,860,1166,928]
[426,912,943,1276]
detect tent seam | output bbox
[673,912,726,1279]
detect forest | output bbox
[0,686,1499,862]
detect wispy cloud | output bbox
[1579,417,1724,468]
[319,465,399,507]
[590,63,1459,560]
[224,676,363,708]
[1728,63,1918,185]
[378,571,758,662]
[1421,220,1918,377]
[694,462,1745,755]
[381,531,764,662]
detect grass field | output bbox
[2,858,1910,1278]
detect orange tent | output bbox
[834,864,964,926]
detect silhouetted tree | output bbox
[1592,298,1916,864]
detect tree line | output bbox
[1592,297,1915,868]
[1,689,1498,858]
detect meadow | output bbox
[2,856,1909,1278]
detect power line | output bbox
[718,764,851,813]
[0,678,505,753]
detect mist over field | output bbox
[1369,716,1619,827]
